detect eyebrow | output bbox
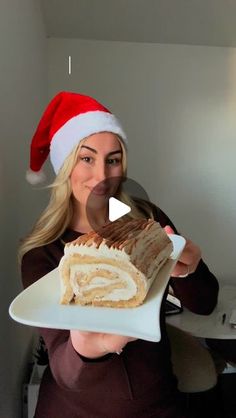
[81,145,122,156]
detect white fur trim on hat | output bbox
[50,111,127,174]
[26,169,46,185]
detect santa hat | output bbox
[26,91,127,184]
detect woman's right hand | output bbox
[70,330,137,359]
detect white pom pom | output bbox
[26,169,46,185]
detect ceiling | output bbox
[41,0,236,47]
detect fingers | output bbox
[164,225,175,235]
[171,240,201,277]
[70,329,137,358]
[102,334,137,353]
[171,262,190,277]
[178,239,201,265]
[78,331,96,336]
[164,225,201,277]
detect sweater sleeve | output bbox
[150,204,219,315]
[21,247,121,392]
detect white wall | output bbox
[48,39,236,283]
[0,1,48,416]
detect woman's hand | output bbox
[164,225,201,277]
[70,330,137,359]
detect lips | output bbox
[90,186,109,196]
[89,178,120,196]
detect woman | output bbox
[20,91,219,418]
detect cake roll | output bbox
[59,218,173,308]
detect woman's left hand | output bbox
[164,225,201,277]
[70,330,136,358]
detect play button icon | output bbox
[86,176,150,234]
[108,197,131,222]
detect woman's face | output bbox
[70,132,123,210]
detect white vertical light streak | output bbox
[68,55,72,75]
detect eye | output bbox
[79,156,93,163]
[106,158,121,165]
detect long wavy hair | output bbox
[18,136,153,262]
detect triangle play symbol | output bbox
[108,197,131,222]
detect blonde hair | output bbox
[19,136,153,262]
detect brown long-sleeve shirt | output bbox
[21,203,219,418]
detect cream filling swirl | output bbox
[70,263,137,301]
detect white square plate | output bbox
[9,235,185,342]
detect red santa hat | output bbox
[26,91,127,184]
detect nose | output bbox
[94,161,107,184]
